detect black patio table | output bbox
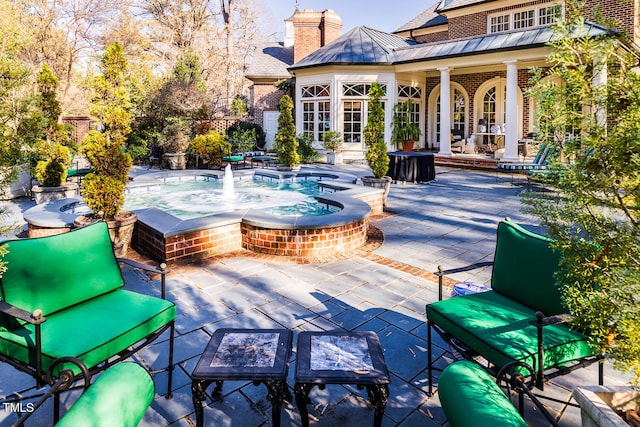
[388,151,435,183]
[294,331,390,427]
[191,328,292,427]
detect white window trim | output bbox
[487,3,563,34]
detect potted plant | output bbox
[30,64,77,203]
[189,130,230,169]
[74,43,136,257]
[362,82,391,205]
[391,99,421,152]
[30,141,75,204]
[159,117,191,169]
[322,130,344,165]
[274,95,300,171]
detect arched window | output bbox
[474,78,523,136]
[428,83,469,148]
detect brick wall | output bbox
[241,220,368,257]
[582,0,635,37]
[28,224,72,238]
[293,9,343,63]
[62,116,91,145]
[448,1,552,39]
[414,31,450,43]
[252,83,285,127]
[133,221,244,263]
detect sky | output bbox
[264,0,439,35]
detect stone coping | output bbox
[23,197,90,228]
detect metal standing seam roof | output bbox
[289,22,611,71]
[289,26,418,70]
[393,22,610,64]
[436,0,492,12]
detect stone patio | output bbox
[0,164,630,426]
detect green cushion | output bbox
[0,289,175,376]
[491,221,565,315]
[56,362,154,427]
[0,222,123,317]
[439,361,527,427]
[427,290,595,373]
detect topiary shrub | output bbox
[81,174,126,220]
[275,95,299,168]
[297,133,318,163]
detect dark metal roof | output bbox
[395,3,448,33]
[245,42,294,80]
[289,26,418,70]
[436,0,492,13]
[289,22,610,71]
[393,23,610,64]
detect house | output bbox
[286,0,638,162]
[245,9,342,147]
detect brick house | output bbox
[287,0,639,161]
[245,9,342,147]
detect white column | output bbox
[503,60,519,161]
[593,52,607,129]
[438,67,452,156]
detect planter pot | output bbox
[32,182,79,204]
[402,140,415,152]
[573,386,639,427]
[326,152,344,165]
[1,163,31,200]
[163,152,187,170]
[74,211,138,257]
[361,175,392,207]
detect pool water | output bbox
[124,176,339,219]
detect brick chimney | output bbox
[293,9,343,63]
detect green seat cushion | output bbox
[439,361,527,427]
[0,222,123,317]
[0,289,175,376]
[426,290,595,373]
[491,221,565,316]
[223,155,244,162]
[56,362,154,427]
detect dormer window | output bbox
[488,4,562,34]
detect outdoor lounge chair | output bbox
[496,143,554,183]
[0,222,176,422]
[426,220,602,406]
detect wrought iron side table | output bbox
[191,328,292,427]
[294,331,390,427]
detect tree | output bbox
[274,95,299,168]
[363,82,389,179]
[81,42,133,219]
[522,3,640,386]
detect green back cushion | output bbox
[439,361,527,427]
[0,222,124,316]
[56,362,154,427]
[491,221,565,315]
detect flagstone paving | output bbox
[0,164,630,426]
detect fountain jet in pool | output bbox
[222,164,235,199]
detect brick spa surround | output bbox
[130,170,383,263]
[22,170,384,263]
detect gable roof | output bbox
[289,26,418,70]
[395,3,448,33]
[245,42,294,80]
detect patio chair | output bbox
[496,143,554,183]
[450,129,465,153]
[0,222,176,422]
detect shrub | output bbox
[297,133,318,163]
[158,117,191,153]
[275,95,299,167]
[81,174,126,219]
[363,82,389,178]
[189,131,230,167]
[227,122,266,149]
[32,141,71,186]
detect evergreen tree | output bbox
[363,82,389,178]
[275,95,299,167]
